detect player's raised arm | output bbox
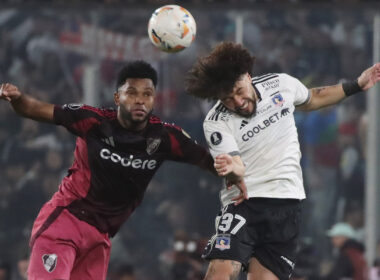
[0,83,54,123]
[298,63,380,111]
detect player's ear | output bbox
[114,92,120,106]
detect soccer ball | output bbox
[148,5,196,53]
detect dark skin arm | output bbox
[0,83,54,123]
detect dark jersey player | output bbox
[0,61,241,280]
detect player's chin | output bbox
[129,114,147,123]
[237,102,256,117]
[131,111,147,119]
[236,108,255,118]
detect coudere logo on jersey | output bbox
[100,148,157,170]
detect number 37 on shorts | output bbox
[217,212,246,235]
[204,206,248,253]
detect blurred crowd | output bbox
[0,3,379,280]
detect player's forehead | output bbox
[233,73,250,89]
[220,74,250,99]
[118,78,155,92]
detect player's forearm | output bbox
[200,153,218,175]
[11,94,54,123]
[225,158,245,182]
[301,63,380,111]
[302,84,346,111]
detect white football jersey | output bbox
[203,73,310,207]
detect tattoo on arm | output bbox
[314,87,326,95]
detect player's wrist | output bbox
[342,79,362,97]
[9,92,22,103]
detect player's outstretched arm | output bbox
[299,63,380,111]
[0,83,54,123]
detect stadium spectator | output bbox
[322,222,368,280]
[370,258,380,280]
[0,260,11,280]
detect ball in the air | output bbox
[148,5,196,53]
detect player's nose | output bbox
[233,95,244,107]
[135,93,144,104]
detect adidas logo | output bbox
[240,120,248,129]
[101,136,115,147]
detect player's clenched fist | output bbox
[0,83,21,102]
[214,154,234,177]
[358,62,380,91]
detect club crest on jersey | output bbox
[63,103,83,110]
[210,132,222,145]
[42,254,57,273]
[146,138,161,155]
[272,93,284,107]
[215,234,231,250]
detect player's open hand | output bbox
[214,154,234,177]
[226,179,248,206]
[358,62,380,91]
[0,83,21,102]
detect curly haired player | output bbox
[186,41,380,280]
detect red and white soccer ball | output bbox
[148,5,196,53]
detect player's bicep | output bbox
[281,74,310,108]
[296,89,315,111]
[32,102,55,123]
[54,104,101,137]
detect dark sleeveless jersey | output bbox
[48,104,214,236]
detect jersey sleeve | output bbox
[203,119,239,159]
[164,124,215,173]
[282,73,310,106]
[53,104,104,137]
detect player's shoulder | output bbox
[149,115,193,139]
[251,73,302,97]
[149,115,182,132]
[251,72,294,86]
[204,101,232,123]
[61,103,117,119]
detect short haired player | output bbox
[186,41,380,280]
[0,60,246,280]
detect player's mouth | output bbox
[236,101,250,112]
[131,108,147,116]
[236,100,256,117]
[240,102,249,110]
[132,106,146,112]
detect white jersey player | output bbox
[185,42,380,280]
[204,73,309,207]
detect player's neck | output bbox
[117,116,147,132]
